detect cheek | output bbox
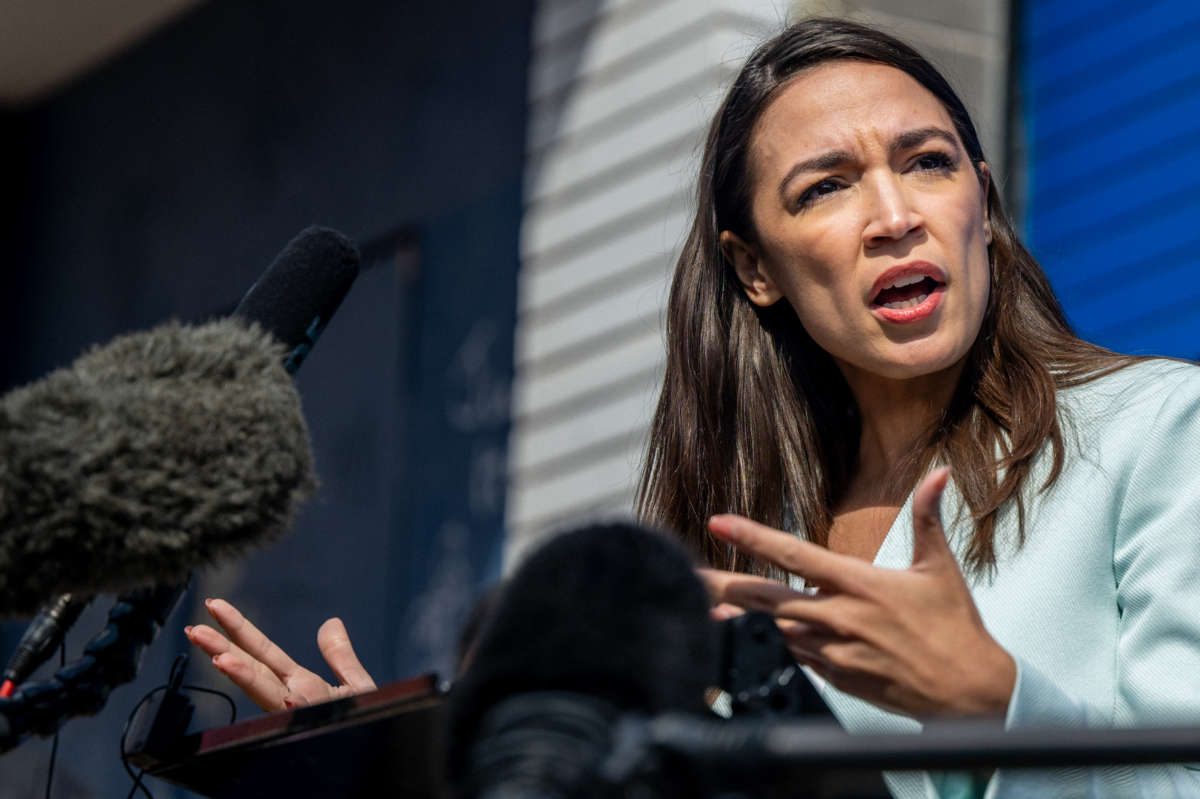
[762,227,858,306]
[768,265,849,327]
[774,274,862,359]
[759,230,864,345]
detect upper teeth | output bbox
[887,274,926,290]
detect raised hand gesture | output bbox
[701,467,1015,718]
[186,598,377,712]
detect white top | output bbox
[810,358,1200,798]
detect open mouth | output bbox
[872,274,943,310]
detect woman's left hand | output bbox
[700,467,1015,719]
[186,598,377,712]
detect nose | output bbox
[861,173,923,247]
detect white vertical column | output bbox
[507,0,791,564]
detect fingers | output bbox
[707,516,872,591]
[185,623,289,711]
[212,649,288,711]
[204,598,303,681]
[910,467,953,568]
[185,622,234,660]
[699,568,805,607]
[781,625,891,678]
[317,618,377,693]
[699,568,852,632]
[710,602,744,621]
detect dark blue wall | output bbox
[0,1,529,796]
[1021,0,1200,358]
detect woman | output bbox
[637,17,1200,797]
[189,18,1200,797]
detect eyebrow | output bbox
[776,126,962,200]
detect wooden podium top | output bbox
[148,674,445,798]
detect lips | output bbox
[869,262,946,324]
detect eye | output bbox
[913,152,956,173]
[796,178,843,210]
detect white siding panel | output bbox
[518,206,687,315]
[528,39,737,154]
[530,0,778,102]
[528,96,704,204]
[508,448,642,531]
[521,155,692,259]
[512,329,664,420]
[535,0,729,101]
[503,495,637,568]
[511,387,654,475]
[515,267,665,365]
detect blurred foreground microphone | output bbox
[0,226,357,617]
[445,522,720,798]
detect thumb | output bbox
[911,466,953,568]
[317,617,377,692]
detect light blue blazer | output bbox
[811,358,1200,798]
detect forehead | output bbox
[750,60,957,168]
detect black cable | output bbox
[0,582,189,756]
[44,720,59,799]
[120,687,161,799]
[166,654,186,688]
[121,758,152,799]
[43,642,65,799]
[180,685,236,725]
[117,655,238,799]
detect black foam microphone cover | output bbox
[445,522,720,789]
[233,226,359,373]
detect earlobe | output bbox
[719,230,783,307]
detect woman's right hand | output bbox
[700,468,1015,719]
[185,597,377,712]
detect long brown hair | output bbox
[636,18,1131,575]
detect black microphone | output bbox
[0,226,358,618]
[0,227,360,750]
[444,522,721,798]
[233,226,359,374]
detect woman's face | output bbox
[721,60,991,383]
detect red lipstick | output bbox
[869,261,946,324]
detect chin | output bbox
[857,341,971,382]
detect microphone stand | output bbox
[597,611,1200,795]
[604,712,1200,795]
[0,581,187,753]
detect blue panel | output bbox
[1031,32,1200,149]
[1027,2,1199,94]
[1024,0,1128,50]
[1030,137,1200,252]
[1103,312,1200,357]
[1031,120,1200,213]
[1051,232,1200,331]
[1022,0,1200,358]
